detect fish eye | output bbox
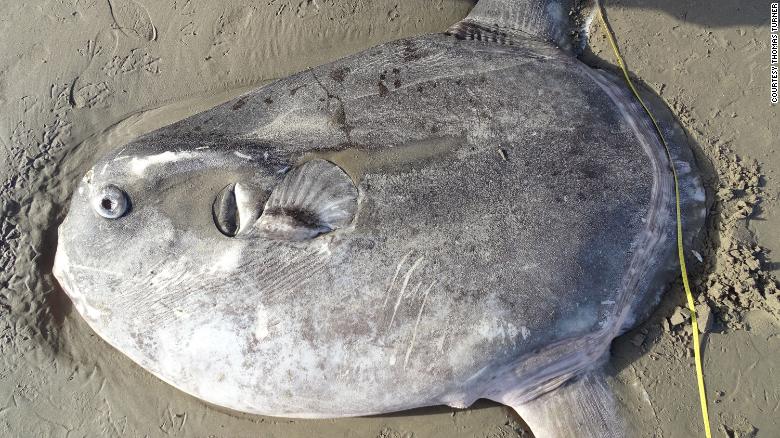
[93,184,129,219]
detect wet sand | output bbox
[0,1,777,436]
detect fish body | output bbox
[54,2,706,435]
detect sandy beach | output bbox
[1,1,778,436]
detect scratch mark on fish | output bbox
[403,282,434,369]
[387,256,424,331]
[382,251,412,308]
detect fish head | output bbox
[53,129,358,328]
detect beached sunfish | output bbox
[53,1,707,436]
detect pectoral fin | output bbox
[255,159,358,240]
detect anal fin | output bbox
[495,370,627,438]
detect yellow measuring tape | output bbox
[594,4,713,438]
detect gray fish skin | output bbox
[53,0,706,432]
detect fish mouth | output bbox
[212,182,266,237]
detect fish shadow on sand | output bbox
[368,399,508,418]
[368,400,534,435]
[41,229,72,328]
[34,199,76,359]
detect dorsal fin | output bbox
[447,0,574,51]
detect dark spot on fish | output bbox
[393,79,401,88]
[417,85,424,93]
[333,105,347,126]
[264,97,273,104]
[332,104,353,141]
[378,82,389,97]
[455,79,462,86]
[350,237,376,250]
[325,95,353,141]
[431,125,439,133]
[579,164,601,179]
[231,98,246,111]
[402,40,425,62]
[289,84,306,96]
[319,97,326,102]
[330,66,350,83]
[379,72,387,81]
[392,68,400,74]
